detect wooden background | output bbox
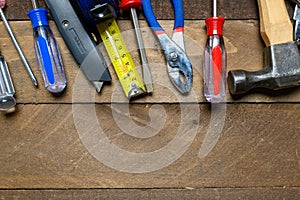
[0,0,299,199]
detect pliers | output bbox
[142,0,193,95]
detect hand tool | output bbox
[44,0,112,93]
[203,0,227,103]
[72,0,146,99]
[0,0,38,87]
[0,52,16,113]
[97,17,146,98]
[28,0,66,93]
[291,0,300,43]
[142,0,192,95]
[120,0,153,93]
[228,0,300,96]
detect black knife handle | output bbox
[45,0,111,82]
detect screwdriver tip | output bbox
[33,79,38,87]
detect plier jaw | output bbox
[142,0,193,95]
[157,34,193,95]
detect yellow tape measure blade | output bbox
[97,18,145,99]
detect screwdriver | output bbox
[203,0,227,103]
[0,52,16,113]
[120,0,153,93]
[0,0,38,87]
[27,0,66,93]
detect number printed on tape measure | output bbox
[97,18,145,98]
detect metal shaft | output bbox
[31,0,38,9]
[0,8,38,87]
[213,0,217,17]
[130,8,153,93]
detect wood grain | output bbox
[1,0,295,20]
[0,188,299,199]
[258,0,293,46]
[0,104,299,188]
[1,20,300,103]
[0,1,299,198]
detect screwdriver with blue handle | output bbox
[203,0,227,103]
[28,0,66,93]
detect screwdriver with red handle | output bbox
[203,0,227,103]
[120,0,153,93]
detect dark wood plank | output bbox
[2,0,295,20]
[0,188,299,199]
[1,20,300,103]
[0,104,299,188]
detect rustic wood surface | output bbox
[0,188,300,199]
[0,104,299,189]
[1,0,296,20]
[0,0,299,199]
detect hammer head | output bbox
[228,42,300,95]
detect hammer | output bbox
[228,0,300,96]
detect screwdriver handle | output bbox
[203,17,227,103]
[258,0,293,46]
[0,54,16,112]
[28,8,66,93]
[120,0,141,10]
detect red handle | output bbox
[120,0,142,11]
[212,45,222,95]
[206,17,224,36]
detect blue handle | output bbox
[142,0,163,31]
[29,8,66,93]
[143,0,184,31]
[37,35,55,84]
[172,0,184,29]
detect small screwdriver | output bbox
[0,0,38,87]
[120,0,153,93]
[28,0,66,93]
[203,0,227,103]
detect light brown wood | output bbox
[0,104,299,188]
[258,0,293,46]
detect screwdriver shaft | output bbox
[31,0,38,9]
[213,0,217,17]
[0,7,38,87]
[130,8,153,93]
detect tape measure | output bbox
[97,17,145,98]
[73,0,145,98]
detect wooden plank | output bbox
[2,0,295,20]
[0,104,299,188]
[0,188,299,199]
[1,20,300,103]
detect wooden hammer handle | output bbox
[258,0,293,46]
